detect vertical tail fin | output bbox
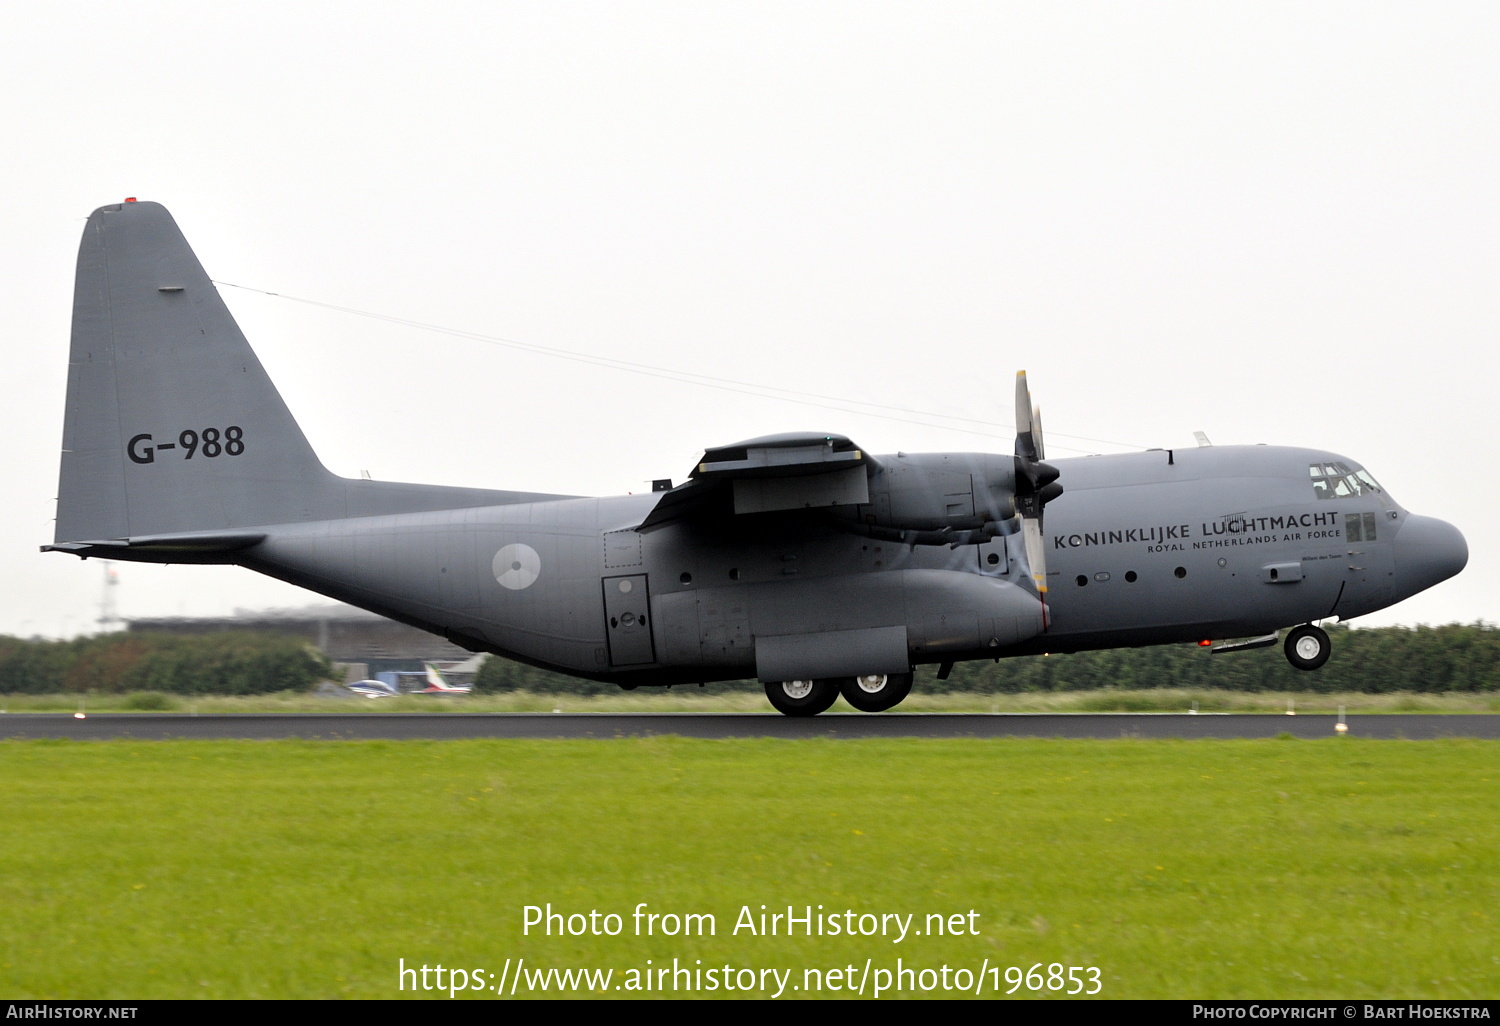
[55,201,341,543]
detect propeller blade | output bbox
[1022,517,1048,594]
[1015,371,1038,461]
[1012,370,1057,598]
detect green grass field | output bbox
[1,738,1495,999]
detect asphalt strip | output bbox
[2,712,1497,741]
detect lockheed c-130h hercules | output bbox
[46,201,1469,715]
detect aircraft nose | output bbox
[1392,514,1468,599]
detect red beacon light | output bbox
[1197,639,1213,647]
[124,197,137,203]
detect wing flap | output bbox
[731,464,868,514]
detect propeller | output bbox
[1014,371,1063,595]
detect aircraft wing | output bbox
[638,432,874,531]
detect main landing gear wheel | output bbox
[837,672,914,713]
[1284,624,1331,671]
[764,678,839,716]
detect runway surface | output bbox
[2,712,1497,740]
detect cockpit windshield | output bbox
[1309,462,1384,501]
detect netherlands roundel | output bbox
[492,543,540,590]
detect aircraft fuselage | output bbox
[226,442,1458,686]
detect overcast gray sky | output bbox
[3,1,1494,638]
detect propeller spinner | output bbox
[1014,371,1062,594]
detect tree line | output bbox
[1,622,1493,695]
[0,632,331,695]
[474,622,1500,695]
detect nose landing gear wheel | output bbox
[764,678,839,716]
[837,671,914,712]
[1284,624,1331,671]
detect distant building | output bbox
[126,604,478,679]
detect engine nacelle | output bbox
[830,452,1020,543]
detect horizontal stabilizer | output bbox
[42,530,267,562]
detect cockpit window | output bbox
[1309,462,1384,501]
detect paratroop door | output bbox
[603,574,655,666]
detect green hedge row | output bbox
[0,633,331,695]
[942,622,1500,694]
[474,622,1500,695]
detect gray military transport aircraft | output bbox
[45,200,1469,715]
